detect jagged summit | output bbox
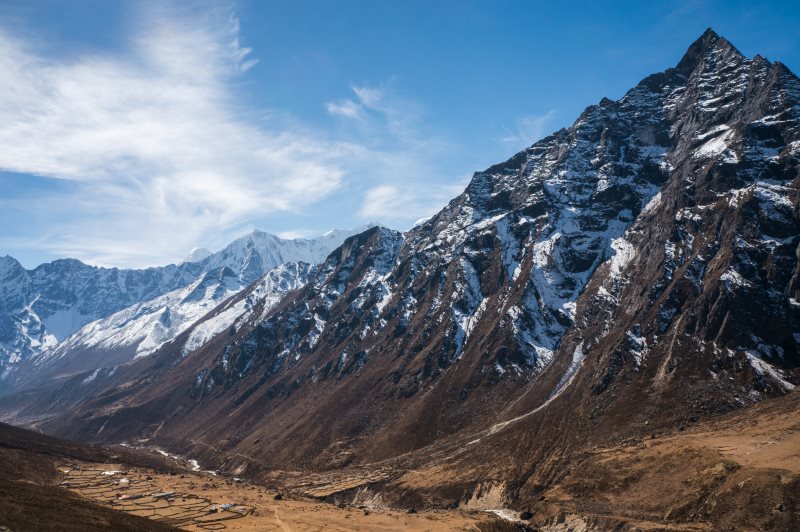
[676,27,745,75]
[0,255,23,271]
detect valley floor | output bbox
[58,460,492,531]
[1,391,798,531]
[281,391,800,530]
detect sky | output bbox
[0,0,798,269]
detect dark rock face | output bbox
[32,31,800,478]
[551,29,800,433]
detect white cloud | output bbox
[500,110,557,148]
[352,86,384,108]
[0,5,474,268]
[665,0,707,19]
[0,4,344,267]
[323,83,469,227]
[325,84,423,140]
[361,185,406,218]
[360,181,467,222]
[325,98,365,120]
[275,228,319,240]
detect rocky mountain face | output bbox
[553,33,800,423]
[6,31,799,513]
[0,227,368,384]
[392,31,800,508]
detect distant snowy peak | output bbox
[0,224,380,377]
[15,261,316,389]
[199,224,377,284]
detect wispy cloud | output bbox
[499,110,557,149]
[359,181,467,222]
[274,228,320,240]
[325,98,366,120]
[664,0,707,20]
[0,4,344,267]
[326,84,467,225]
[0,4,471,267]
[325,86,387,120]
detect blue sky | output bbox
[1,0,798,269]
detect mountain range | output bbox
[1,29,798,530]
[0,226,370,388]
